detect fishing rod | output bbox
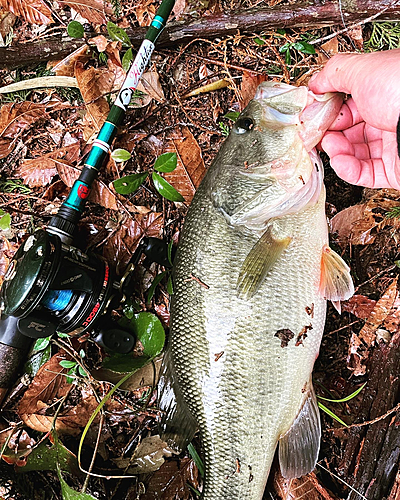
[0,0,176,404]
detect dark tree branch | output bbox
[0,0,400,68]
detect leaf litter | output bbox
[0,4,399,500]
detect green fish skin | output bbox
[158,82,354,499]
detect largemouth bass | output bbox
[158,82,354,499]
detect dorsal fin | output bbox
[278,380,321,479]
[319,245,354,313]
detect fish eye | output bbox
[234,117,254,134]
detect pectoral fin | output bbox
[319,245,354,313]
[157,348,198,453]
[237,227,291,299]
[278,381,321,479]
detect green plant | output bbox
[0,178,31,194]
[365,22,400,51]
[279,38,315,65]
[317,382,367,426]
[59,352,88,384]
[113,152,184,202]
[385,205,400,218]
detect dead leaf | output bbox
[347,25,364,51]
[316,37,339,65]
[102,212,163,274]
[74,62,111,139]
[330,204,366,247]
[0,0,53,24]
[352,190,400,245]
[0,236,17,287]
[347,332,367,377]
[134,0,156,27]
[15,143,81,188]
[113,435,173,474]
[137,70,165,103]
[271,467,338,499]
[0,422,35,466]
[60,0,113,25]
[0,101,49,139]
[342,294,376,320]
[0,6,16,40]
[240,71,268,110]
[162,126,206,204]
[358,277,398,346]
[51,45,90,77]
[140,457,199,500]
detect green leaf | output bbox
[317,382,367,403]
[25,344,51,377]
[188,443,204,478]
[285,49,291,65]
[17,436,79,474]
[276,28,286,35]
[66,368,75,384]
[154,152,177,173]
[122,47,133,72]
[0,213,11,230]
[293,41,316,54]
[113,173,148,195]
[318,402,348,427]
[106,21,131,47]
[167,239,174,266]
[57,332,70,339]
[78,366,87,377]
[102,312,165,372]
[279,42,290,53]
[152,172,184,202]
[223,111,240,122]
[123,300,141,319]
[254,37,265,46]
[59,360,76,369]
[67,21,84,39]
[147,271,167,303]
[58,465,97,499]
[32,336,51,352]
[111,148,131,162]
[167,275,174,295]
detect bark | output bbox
[1,0,400,68]
[332,332,400,500]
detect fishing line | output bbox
[316,462,368,500]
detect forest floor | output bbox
[0,0,399,498]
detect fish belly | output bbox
[169,187,327,500]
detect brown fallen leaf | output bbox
[162,126,206,204]
[0,0,53,24]
[140,457,199,500]
[60,0,113,25]
[51,45,91,77]
[240,71,268,110]
[15,143,81,188]
[341,294,376,320]
[330,204,366,247]
[0,236,15,287]
[135,0,156,27]
[316,37,339,65]
[0,101,49,140]
[74,62,111,139]
[271,466,338,500]
[137,70,165,103]
[102,212,163,274]
[0,5,16,40]
[347,278,398,376]
[358,277,398,346]
[350,190,400,245]
[0,422,35,466]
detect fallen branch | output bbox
[0,0,400,68]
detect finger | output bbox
[308,54,359,94]
[382,131,400,190]
[320,131,354,156]
[343,123,366,143]
[330,155,380,187]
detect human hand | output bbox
[309,49,400,189]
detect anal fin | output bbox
[319,245,354,313]
[278,381,321,479]
[237,226,291,299]
[157,348,197,453]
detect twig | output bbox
[327,402,400,432]
[81,412,105,494]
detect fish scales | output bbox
[159,82,354,499]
